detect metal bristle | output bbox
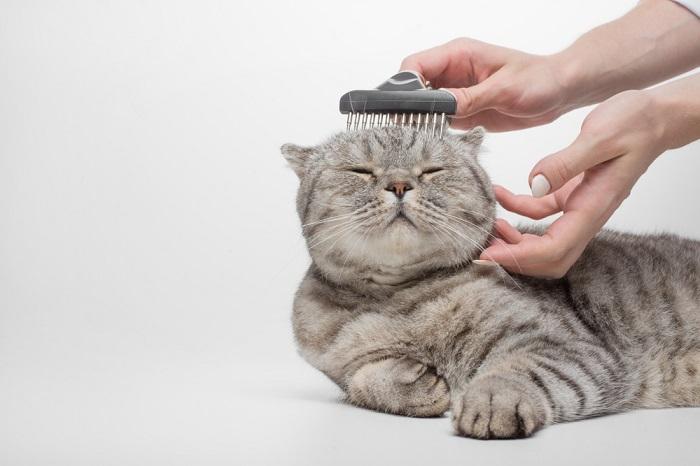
[345,110,448,139]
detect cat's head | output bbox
[282,127,495,285]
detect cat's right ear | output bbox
[281,143,315,178]
[458,127,485,156]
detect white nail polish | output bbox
[473,259,497,266]
[530,174,551,198]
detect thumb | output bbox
[443,82,499,118]
[528,136,612,197]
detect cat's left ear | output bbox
[281,143,316,178]
[457,127,485,156]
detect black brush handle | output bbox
[339,90,456,114]
[375,71,427,91]
[339,71,456,115]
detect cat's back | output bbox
[568,229,700,309]
[555,230,700,350]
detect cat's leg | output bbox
[295,302,450,417]
[346,356,450,417]
[450,341,628,439]
[451,370,549,439]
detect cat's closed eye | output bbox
[420,167,445,178]
[349,167,375,176]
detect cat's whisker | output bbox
[316,217,372,258]
[306,217,364,243]
[433,221,518,289]
[436,211,525,276]
[306,208,379,242]
[307,221,362,250]
[427,216,523,291]
[428,222,468,262]
[338,222,377,282]
[424,222,452,256]
[302,213,358,228]
[302,203,378,227]
[415,198,525,277]
[307,214,374,251]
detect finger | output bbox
[493,185,561,220]
[483,165,627,278]
[479,209,593,273]
[450,110,553,132]
[492,217,523,244]
[442,84,502,118]
[528,135,618,197]
[484,181,612,276]
[400,42,454,83]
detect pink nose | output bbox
[386,181,413,198]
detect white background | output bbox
[1,1,699,465]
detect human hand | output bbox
[400,38,574,131]
[479,90,669,278]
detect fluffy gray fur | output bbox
[281,127,700,439]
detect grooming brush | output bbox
[339,71,457,139]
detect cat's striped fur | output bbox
[281,127,700,439]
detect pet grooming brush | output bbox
[339,71,457,138]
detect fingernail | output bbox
[473,259,497,266]
[530,174,551,198]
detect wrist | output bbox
[648,75,700,150]
[546,50,591,113]
[545,40,621,114]
[647,87,676,152]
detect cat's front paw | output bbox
[348,357,450,417]
[452,376,547,439]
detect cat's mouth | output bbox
[388,207,417,228]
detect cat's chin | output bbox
[361,228,443,267]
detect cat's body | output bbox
[282,127,700,439]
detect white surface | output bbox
[6,355,700,466]
[675,0,700,16]
[1,1,699,465]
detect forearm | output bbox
[551,0,700,111]
[650,72,700,149]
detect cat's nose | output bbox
[385,181,413,199]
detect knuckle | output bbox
[548,242,569,263]
[580,113,610,144]
[546,154,573,185]
[455,87,476,114]
[496,82,517,102]
[449,37,472,48]
[400,54,419,70]
[529,208,549,220]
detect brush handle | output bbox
[339,71,456,115]
[376,71,427,91]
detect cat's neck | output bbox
[309,258,475,298]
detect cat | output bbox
[281,126,700,439]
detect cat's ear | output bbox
[281,143,316,178]
[458,127,485,156]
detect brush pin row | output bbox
[345,112,448,138]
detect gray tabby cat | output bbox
[281,127,700,439]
